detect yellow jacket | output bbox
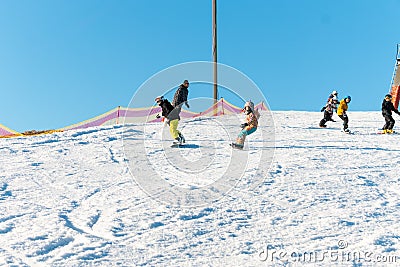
[337,99,348,115]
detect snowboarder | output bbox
[170,80,190,143]
[319,90,339,128]
[172,80,190,115]
[337,96,351,133]
[328,90,340,110]
[231,101,260,149]
[381,94,400,134]
[155,96,185,145]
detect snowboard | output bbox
[170,135,186,148]
[170,142,189,148]
[342,129,353,134]
[171,143,185,148]
[376,131,397,135]
[230,143,244,150]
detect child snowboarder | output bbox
[155,96,185,145]
[337,96,351,133]
[319,91,339,128]
[329,90,340,110]
[319,98,337,127]
[231,101,259,149]
[328,90,339,106]
[381,94,400,134]
[319,90,339,128]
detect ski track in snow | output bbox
[0,111,400,266]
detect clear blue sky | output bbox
[0,0,399,132]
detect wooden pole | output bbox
[212,0,218,111]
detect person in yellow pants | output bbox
[169,119,181,140]
[155,96,185,145]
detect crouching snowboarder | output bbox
[231,101,260,149]
[319,90,339,128]
[381,94,400,134]
[155,96,185,145]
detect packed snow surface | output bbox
[1,111,400,266]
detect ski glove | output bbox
[320,107,326,112]
[241,123,248,129]
[185,101,190,108]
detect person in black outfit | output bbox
[170,80,190,143]
[172,80,190,115]
[382,94,400,134]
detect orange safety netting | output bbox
[60,98,267,131]
[390,44,400,109]
[0,123,21,138]
[390,85,400,109]
[0,99,267,137]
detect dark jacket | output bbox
[172,85,189,108]
[159,99,180,121]
[382,100,400,116]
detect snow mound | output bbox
[0,111,400,266]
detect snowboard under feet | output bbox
[230,143,244,150]
[171,142,184,148]
[342,129,353,134]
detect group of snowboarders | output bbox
[319,90,352,133]
[320,90,400,134]
[155,79,259,149]
[155,80,400,149]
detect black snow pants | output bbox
[319,111,333,127]
[338,114,349,130]
[383,115,395,130]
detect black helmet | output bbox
[385,94,392,99]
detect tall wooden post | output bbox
[212,0,218,114]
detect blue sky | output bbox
[0,0,399,132]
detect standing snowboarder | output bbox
[381,94,400,134]
[337,96,351,133]
[231,101,260,149]
[170,80,190,143]
[155,96,185,145]
[172,80,190,114]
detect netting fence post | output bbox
[116,106,121,125]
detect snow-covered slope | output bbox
[1,111,400,266]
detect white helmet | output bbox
[244,100,255,111]
[154,96,164,102]
[332,90,338,96]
